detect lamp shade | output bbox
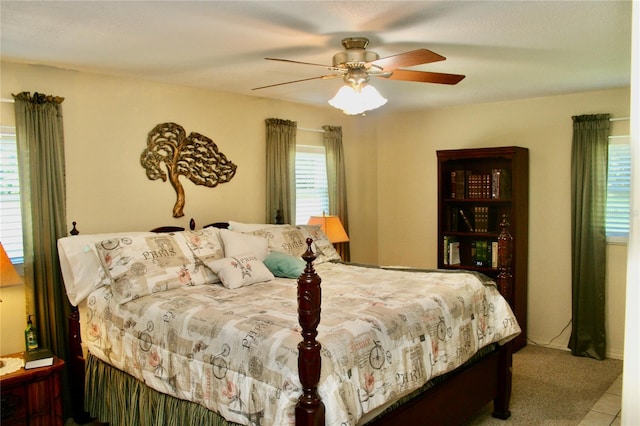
[0,243,22,287]
[308,215,349,243]
[328,84,387,115]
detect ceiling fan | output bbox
[252,37,466,91]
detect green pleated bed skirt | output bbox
[85,344,498,425]
[85,353,242,426]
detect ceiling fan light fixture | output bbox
[258,37,465,105]
[328,83,387,115]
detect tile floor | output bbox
[578,374,623,426]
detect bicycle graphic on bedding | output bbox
[369,340,391,370]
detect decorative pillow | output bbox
[250,225,341,264]
[219,228,269,260]
[95,233,219,304]
[57,232,155,306]
[228,221,287,233]
[298,224,342,263]
[173,228,225,265]
[205,253,274,289]
[263,251,305,278]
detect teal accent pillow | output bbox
[263,251,305,278]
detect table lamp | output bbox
[307,214,349,244]
[0,242,23,369]
[0,242,22,290]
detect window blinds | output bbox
[0,126,23,262]
[295,145,329,226]
[606,139,631,239]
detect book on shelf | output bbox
[443,236,457,265]
[450,170,467,198]
[451,168,510,200]
[472,206,489,233]
[23,347,54,369]
[450,208,459,232]
[471,240,484,268]
[491,168,511,199]
[443,236,450,265]
[470,240,498,268]
[492,241,498,268]
[449,241,461,265]
[466,172,491,199]
[485,241,492,267]
[471,240,476,265]
[459,209,475,232]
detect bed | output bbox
[59,218,520,426]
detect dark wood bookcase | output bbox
[437,146,529,350]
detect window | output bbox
[0,126,23,263]
[606,137,630,242]
[295,145,329,225]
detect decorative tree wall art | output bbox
[141,122,237,217]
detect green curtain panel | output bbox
[13,91,72,412]
[265,118,297,225]
[569,113,610,360]
[323,125,350,261]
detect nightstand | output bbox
[0,352,65,425]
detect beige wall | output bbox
[376,88,630,358]
[0,60,629,359]
[0,60,380,354]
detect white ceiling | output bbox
[0,1,632,113]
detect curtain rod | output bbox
[610,117,629,122]
[1,98,15,104]
[298,126,324,134]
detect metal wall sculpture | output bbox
[141,122,237,217]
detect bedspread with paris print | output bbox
[84,262,520,426]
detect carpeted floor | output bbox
[464,345,623,425]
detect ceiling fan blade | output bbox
[369,49,446,71]
[382,69,465,85]
[252,74,342,90]
[265,57,343,72]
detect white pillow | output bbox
[206,253,274,289]
[220,228,269,260]
[57,232,154,306]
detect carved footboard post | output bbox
[493,215,514,419]
[295,238,325,426]
[68,306,91,422]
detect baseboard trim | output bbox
[526,341,624,360]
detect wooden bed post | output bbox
[68,306,92,422]
[493,215,514,420]
[67,222,94,422]
[497,215,514,303]
[295,238,325,426]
